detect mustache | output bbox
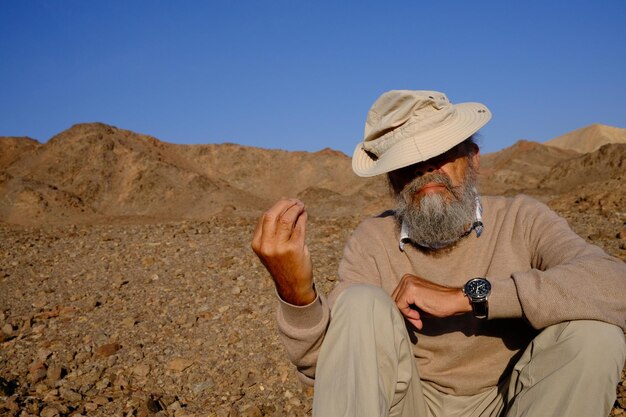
[402,172,456,196]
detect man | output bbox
[251,90,626,417]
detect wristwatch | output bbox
[463,278,491,319]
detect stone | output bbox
[167,401,182,410]
[2,323,13,335]
[132,363,151,377]
[74,351,91,363]
[122,317,137,327]
[60,387,82,402]
[113,274,129,289]
[0,330,9,342]
[167,358,194,372]
[32,298,47,309]
[84,403,99,412]
[28,362,47,383]
[37,348,52,361]
[95,377,110,390]
[113,375,129,390]
[2,395,19,414]
[191,379,215,394]
[238,405,262,417]
[40,406,60,417]
[95,342,121,357]
[197,310,212,320]
[92,396,110,405]
[46,366,64,383]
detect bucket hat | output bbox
[352,90,491,177]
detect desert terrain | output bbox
[1,123,625,417]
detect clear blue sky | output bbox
[1,1,625,155]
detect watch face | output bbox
[465,278,491,299]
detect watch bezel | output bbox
[463,278,491,301]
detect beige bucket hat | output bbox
[352,90,492,177]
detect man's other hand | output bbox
[251,198,315,306]
[392,274,472,330]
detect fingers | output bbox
[252,198,306,253]
[291,209,308,245]
[259,198,301,236]
[275,201,306,242]
[393,275,420,328]
[406,317,423,330]
[397,303,423,330]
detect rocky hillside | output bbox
[478,140,578,196]
[1,122,625,225]
[0,124,389,225]
[0,136,40,169]
[541,143,626,216]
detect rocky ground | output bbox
[1,206,625,417]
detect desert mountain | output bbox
[478,140,579,196]
[0,136,40,169]
[544,124,626,154]
[0,123,389,224]
[539,143,626,215]
[1,121,623,225]
[540,143,626,192]
[1,124,268,224]
[173,143,390,217]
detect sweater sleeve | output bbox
[275,219,383,385]
[510,197,626,331]
[275,290,330,385]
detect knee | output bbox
[555,320,626,378]
[332,285,395,319]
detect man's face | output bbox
[388,142,479,200]
[390,142,480,249]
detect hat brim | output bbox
[352,102,491,177]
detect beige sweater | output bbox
[276,195,626,395]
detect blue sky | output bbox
[1,1,625,155]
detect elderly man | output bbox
[252,90,626,417]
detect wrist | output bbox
[277,283,316,306]
[458,288,473,314]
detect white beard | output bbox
[395,166,478,250]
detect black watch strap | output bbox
[471,300,488,319]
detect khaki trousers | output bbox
[313,285,626,417]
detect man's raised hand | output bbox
[251,199,315,306]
